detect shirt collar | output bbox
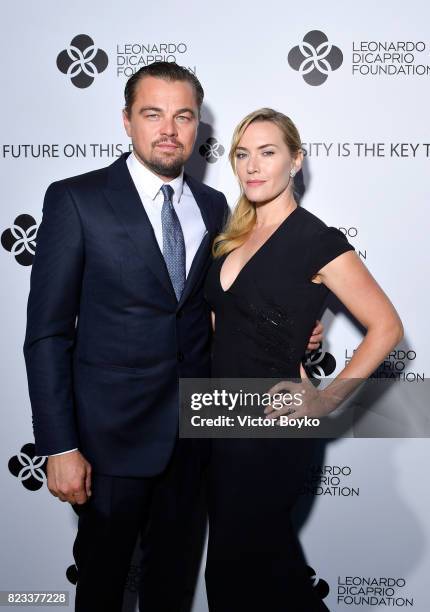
[127,151,184,203]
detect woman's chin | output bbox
[244,190,270,203]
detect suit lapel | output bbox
[103,154,177,301]
[103,155,215,307]
[177,174,215,309]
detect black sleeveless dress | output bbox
[203,206,354,612]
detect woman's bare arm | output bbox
[317,250,403,379]
[266,251,403,418]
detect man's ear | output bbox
[123,109,132,137]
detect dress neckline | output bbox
[219,206,300,293]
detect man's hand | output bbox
[47,450,92,505]
[306,319,323,351]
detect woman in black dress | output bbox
[203,108,403,611]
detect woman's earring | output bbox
[290,168,296,177]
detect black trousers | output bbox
[73,438,209,612]
[205,438,329,612]
[73,437,328,612]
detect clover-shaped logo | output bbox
[307,565,330,599]
[66,561,140,590]
[66,564,78,585]
[1,214,38,266]
[57,34,108,89]
[304,343,336,378]
[199,137,225,163]
[288,30,343,86]
[8,443,47,491]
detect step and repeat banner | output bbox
[1,1,429,610]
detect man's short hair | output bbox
[124,61,204,116]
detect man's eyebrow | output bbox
[236,143,279,151]
[138,106,163,114]
[175,107,197,117]
[137,106,197,117]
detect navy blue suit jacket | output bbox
[23,153,229,476]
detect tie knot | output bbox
[161,184,174,202]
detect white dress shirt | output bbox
[127,151,207,276]
[51,152,207,456]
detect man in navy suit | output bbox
[24,62,323,611]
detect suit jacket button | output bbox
[177,352,184,362]
[176,310,183,319]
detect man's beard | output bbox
[145,155,185,178]
[144,140,186,178]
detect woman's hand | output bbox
[264,364,333,420]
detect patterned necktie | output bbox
[160,184,186,301]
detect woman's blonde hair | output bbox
[212,108,302,257]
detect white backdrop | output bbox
[1,1,429,610]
